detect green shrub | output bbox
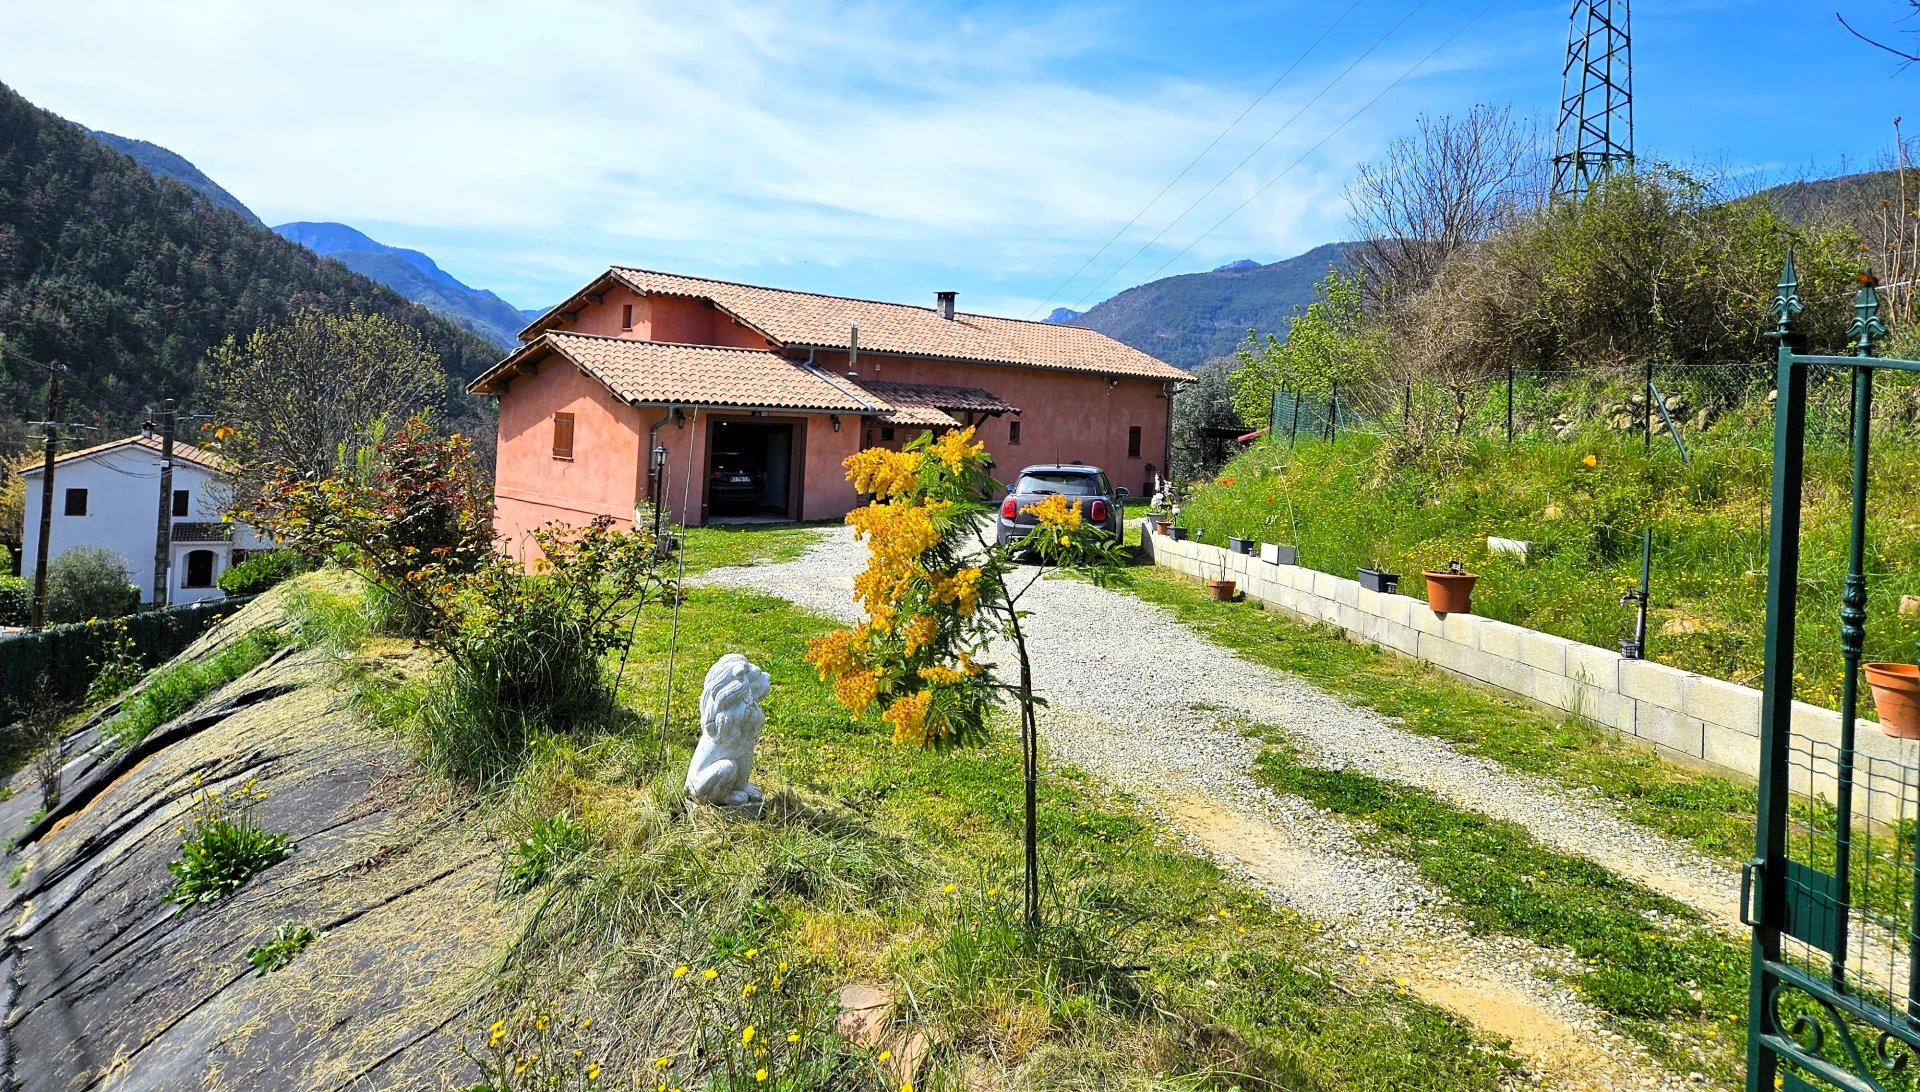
[245,921,321,975]
[44,546,139,623]
[218,550,300,595]
[0,575,29,626]
[501,809,592,894]
[104,627,285,750]
[166,779,293,906]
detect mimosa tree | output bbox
[804,427,1128,930]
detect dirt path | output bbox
[702,526,1751,1089]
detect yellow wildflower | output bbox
[903,613,937,656]
[702,968,718,981]
[672,965,689,979]
[756,1068,769,1083]
[586,1063,600,1081]
[744,948,758,960]
[1582,453,1598,468]
[743,1025,756,1045]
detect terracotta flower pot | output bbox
[1865,663,1920,739]
[1154,519,1172,535]
[1423,570,1480,614]
[1206,579,1236,602]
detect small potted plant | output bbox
[1865,652,1920,738]
[1227,533,1257,556]
[1357,560,1399,594]
[1423,558,1480,614]
[1154,515,1173,536]
[1258,499,1297,565]
[1206,551,1236,601]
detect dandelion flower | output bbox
[703,968,719,981]
[742,1025,756,1045]
[655,1055,671,1068]
[879,1050,892,1062]
[778,961,789,973]
[744,948,758,960]
[756,1068,768,1083]
[586,1063,600,1081]
[942,883,955,894]
[1582,453,1598,468]
[788,1032,801,1043]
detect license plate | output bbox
[730,475,751,483]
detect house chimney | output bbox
[936,291,956,320]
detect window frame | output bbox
[1008,420,1022,445]
[621,303,634,330]
[172,489,190,517]
[63,488,88,516]
[552,412,576,460]
[182,549,217,589]
[1127,425,1142,458]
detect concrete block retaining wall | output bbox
[1143,524,1919,820]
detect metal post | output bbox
[1404,378,1412,426]
[30,372,59,631]
[1505,364,1515,442]
[1288,385,1300,447]
[1748,256,1809,1092]
[1326,383,1338,442]
[152,399,176,607]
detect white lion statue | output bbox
[685,653,771,809]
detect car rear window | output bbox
[1015,471,1106,496]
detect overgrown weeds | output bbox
[166,776,293,906]
[245,921,321,975]
[103,627,286,751]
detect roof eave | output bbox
[782,342,1183,382]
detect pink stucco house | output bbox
[467,268,1187,550]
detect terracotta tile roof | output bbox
[530,268,1186,381]
[472,332,887,413]
[171,521,232,543]
[21,434,231,476]
[847,378,1018,427]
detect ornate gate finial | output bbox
[1849,269,1888,357]
[1768,250,1804,341]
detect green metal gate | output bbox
[1748,256,1920,1090]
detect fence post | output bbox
[1326,383,1338,442]
[1404,378,1412,427]
[1505,365,1515,443]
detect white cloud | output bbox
[1,0,1540,312]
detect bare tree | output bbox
[1344,104,1547,311]
[205,308,448,501]
[1837,3,1920,65]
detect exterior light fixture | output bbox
[830,415,842,432]
[651,443,668,469]
[673,408,686,429]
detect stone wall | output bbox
[1142,524,1919,818]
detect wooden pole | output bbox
[151,399,176,607]
[30,372,59,630]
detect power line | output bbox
[1022,0,1367,320]
[1130,0,1502,288]
[1063,0,1437,312]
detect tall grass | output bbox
[1178,415,1920,710]
[103,627,287,750]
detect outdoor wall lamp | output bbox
[651,443,668,469]
[673,408,686,429]
[1107,378,1118,392]
[830,415,842,432]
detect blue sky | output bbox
[2,1,1912,318]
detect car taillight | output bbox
[1089,499,1108,522]
[1001,495,1019,519]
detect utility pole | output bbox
[151,399,177,607]
[30,371,60,630]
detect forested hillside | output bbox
[1066,242,1356,368]
[0,81,500,433]
[84,129,264,227]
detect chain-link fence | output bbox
[1268,361,1920,451]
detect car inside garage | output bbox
[704,418,797,521]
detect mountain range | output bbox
[1052,242,1358,368]
[271,222,534,349]
[0,80,498,442]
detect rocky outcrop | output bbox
[0,586,519,1090]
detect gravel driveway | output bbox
[704,525,1737,1090]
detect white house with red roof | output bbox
[20,435,268,606]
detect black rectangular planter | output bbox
[1227,536,1256,555]
[1168,527,1188,541]
[1357,567,1399,594]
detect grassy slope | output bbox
[1175,417,1920,712]
[336,528,1519,1090]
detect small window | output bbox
[232,550,249,565]
[183,549,216,588]
[172,489,190,516]
[64,488,88,516]
[1008,420,1022,445]
[621,303,634,330]
[1127,425,1142,458]
[880,427,895,441]
[552,412,575,459]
